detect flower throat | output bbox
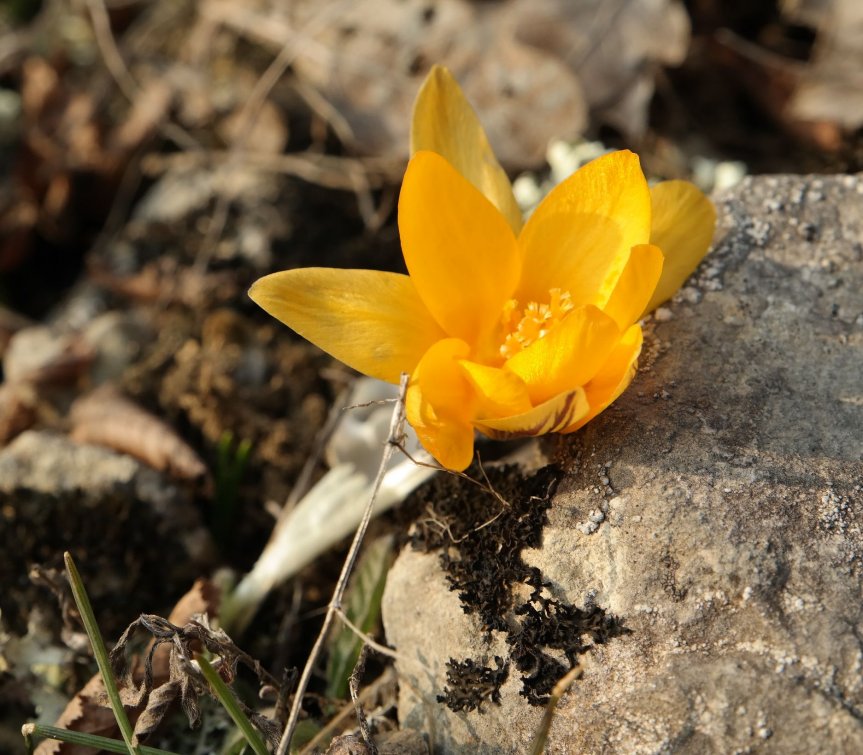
[499,288,574,359]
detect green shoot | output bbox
[63,551,143,755]
[196,654,268,755]
[325,536,393,699]
[22,723,179,755]
[212,431,253,548]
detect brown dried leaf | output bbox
[88,258,241,309]
[713,29,843,151]
[782,0,863,136]
[132,679,181,739]
[326,734,374,755]
[33,675,115,755]
[508,0,690,138]
[34,579,220,753]
[3,327,95,386]
[148,578,221,682]
[206,0,690,167]
[28,566,89,654]
[109,78,174,155]
[168,579,221,627]
[69,385,208,481]
[219,98,289,154]
[21,57,62,132]
[0,199,38,272]
[21,57,106,174]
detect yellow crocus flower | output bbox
[250,66,716,471]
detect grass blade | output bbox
[63,551,142,755]
[22,723,180,755]
[528,665,582,755]
[196,654,269,755]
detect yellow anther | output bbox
[499,288,575,359]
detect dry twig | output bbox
[83,0,198,150]
[297,668,396,755]
[276,374,408,755]
[334,608,400,663]
[195,1,352,273]
[528,665,583,755]
[349,646,377,754]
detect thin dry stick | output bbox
[348,646,377,754]
[276,374,409,755]
[528,664,583,755]
[395,442,511,508]
[83,0,198,151]
[290,77,356,148]
[84,0,138,102]
[139,150,402,190]
[195,2,345,273]
[297,667,396,755]
[418,503,506,545]
[87,144,145,259]
[334,608,404,664]
[284,383,352,510]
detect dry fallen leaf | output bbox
[33,674,119,755]
[712,28,843,151]
[33,579,218,755]
[69,385,208,482]
[782,0,863,135]
[204,0,691,168]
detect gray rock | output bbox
[0,431,212,635]
[382,173,863,753]
[81,311,151,385]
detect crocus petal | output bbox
[517,150,651,308]
[406,337,476,471]
[563,324,643,433]
[504,305,620,405]
[399,151,521,344]
[645,180,717,314]
[475,387,589,440]
[249,268,445,383]
[603,244,665,329]
[458,360,533,418]
[411,65,523,236]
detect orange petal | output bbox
[475,387,589,440]
[645,180,716,314]
[504,305,620,405]
[563,324,643,432]
[517,150,651,308]
[411,65,522,235]
[458,360,533,418]
[399,151,520,344]
[249,268,445,383]
[603,244,664,329]
[405,338,476,471]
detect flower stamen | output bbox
[499,288,574,359]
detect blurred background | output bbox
[1,0,862,752]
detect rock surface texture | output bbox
[382,174,863,753]
[0,431,211,635]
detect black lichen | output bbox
[436,656,509,713]
[509,588,628,705]
[410,464,557,633]
[410,462,628,709]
